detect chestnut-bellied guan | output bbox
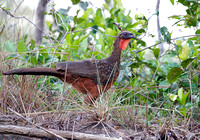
[3,31,136,104]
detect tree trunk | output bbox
[35,0,50,45]
[156,0,164,56]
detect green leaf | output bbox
[161,26,171,43]
[181,58,194,69]
[115,0,122,8]
[178,87,189,106]
[80,1,88,11]
[58,8,70,15]
[82,8,93,20]
[137,40,146,47]
[168,93,178,101]
[137,29,145,33]
[105,28,117,46]
[30,39,36,50]
[159,80,171,91]
[170,0,174,5]
[179,107,187,116]
[79,38,88,52]
[74,34,88,45]
[94,9,105,27]
[129,62,140,68]
[195,29,200,34]
[182,94,189,106]
[178,87,183,101]
[46,20,53,30]
[134,57,157,71]
[5,40,16,53]
[179,45,190,60]
[71,0,80,5]
[17,38,27,56]
[66,33,73,46]
[153,48,160,59]
[176,40,182,51]
[105,28,116,36]
[187,40,196,57]
[27,57,37,65]
[167,67,183,84]
[6,54,18,60]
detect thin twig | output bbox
[113,22,122,31]
[0,5,54,44]
[135,34,200,54]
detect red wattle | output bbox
[119,39,130,50]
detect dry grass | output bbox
[0,2,199,138]
[0,40,199,139]
[1,67,199,139]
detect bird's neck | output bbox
[107,37,122,63]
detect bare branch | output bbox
[0,5,54,44]
[0,125,120,140]
[156,0,164,55]
[135,34,200,53]
[113,22,122,31]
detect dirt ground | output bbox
[0,112,199,140]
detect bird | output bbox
[3,31,136,104]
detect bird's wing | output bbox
[56,60,98,79]
[56,59,119,84]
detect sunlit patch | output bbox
[119,39,130,50]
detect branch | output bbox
[156,0,164,55]
[0,125,120,140]
[4,106,120,140]
[0,5,53,44]
[135,34,200,53]
[135,42,162,53]
[7,107,66,140]
[113,22,122,31]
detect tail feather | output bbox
[3,68,63,79]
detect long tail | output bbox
[3,67,63,79]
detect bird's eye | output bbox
[124,33,127,36]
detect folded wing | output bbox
[56,60,98,79]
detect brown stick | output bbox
[0,125,120,140]
[113,22,122,31]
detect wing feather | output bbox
[56,60,97,79]
[56,59,119,84]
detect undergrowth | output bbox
[0,0,199,139]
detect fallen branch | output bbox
[0,125,120,140]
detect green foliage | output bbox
[5,40,16,53]
[169,87,190,116]
[170,0,199,27]
[181,58,194,69]
[17,38,27,56]
[161,26,171,43]
[71,0,80,5]
[167,67,183,84]
[2,0,199,121]
[153,48,160,59]
[170,0,175,5]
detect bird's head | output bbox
[118,31,137,50]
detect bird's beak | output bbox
[128,34,137,48]
[128,34,137,40]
